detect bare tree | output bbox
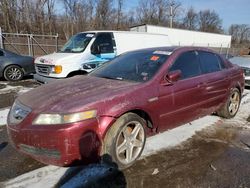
[116,0,123,29]
[229,24,250,44]
[95,0,113,29]
[198,10,222,33]
[182,7,198,30]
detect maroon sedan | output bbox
[7,47,244,169]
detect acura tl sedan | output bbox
[7,47,244,169]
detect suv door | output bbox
[158,50,205,131]
[197,51,231,110]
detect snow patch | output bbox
[3,166,68,188]
[0,108,10,126]
[141,115,220,157]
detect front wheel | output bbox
[102,113,146,169]
[3,65,24,81]
[217,88,241,118]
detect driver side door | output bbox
[157,50,206,131]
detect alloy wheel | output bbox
[115,121,145,165]
[228,90,240,116]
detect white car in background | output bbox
[229,56,250,87]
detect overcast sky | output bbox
[124,0,250,30]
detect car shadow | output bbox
[55,154,126,188]
[55,130,126,188]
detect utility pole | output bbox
[170,4,173,28]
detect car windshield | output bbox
[90,50,170,82]
[59,33,95,53]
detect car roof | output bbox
[0,48,20,56]
[125,46,215,54]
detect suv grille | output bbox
[36,64,52,75]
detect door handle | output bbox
[197,83,206,88]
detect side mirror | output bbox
[91,45,101,55]
[162,70,182,86]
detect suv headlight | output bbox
[32,110,97,125]
[52,65,62,74]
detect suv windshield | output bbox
[59,33,95,53]
[90,50,170,82]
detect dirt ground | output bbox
[0,79,250,188]
[124,123,250,188]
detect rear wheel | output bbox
[4,65,24,81]
[217,88,241,118]
[102,113,146,169]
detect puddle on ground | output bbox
[0,84,6,90]
[247,115,250,122]
[7,79,40,88]
[0,92,16,108]
[0,79,40,108]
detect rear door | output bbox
[158,50,206,131]
[197,51,231,111]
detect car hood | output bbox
[17,75,139,114]
[229,56,250,68]
[35,52,82,65]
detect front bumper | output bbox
[34,74,62,84]
[7,117,114,166]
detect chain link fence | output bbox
[0,27,66,57]
[0,27,248,58]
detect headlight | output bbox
[33,110,97,125]
[52,65,62,74]
[9,101,31,125]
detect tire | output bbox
[217,88,241,119]
[3,65,24,81]
[102,113,146,169]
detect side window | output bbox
[92,33,114,53]
[169,51,201,79]
[0,50,4,56]
[217,55,226,69]
[198,51,221,73]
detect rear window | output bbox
[198,51,221,73]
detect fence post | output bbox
[0,27,3,49]
[219,44,222,54]
[30,34,34,56]
[226,44,230,58]
[27,35,31,56]
[55,33,58,52]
